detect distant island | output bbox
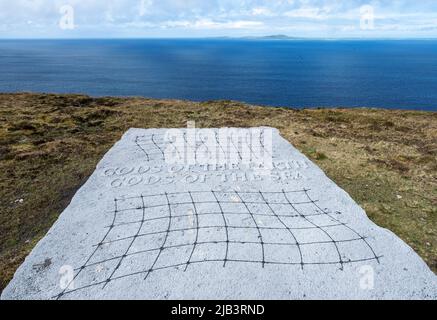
[212,35,306,40]
[243,35,306,40]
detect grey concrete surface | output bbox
[2,128,437,300]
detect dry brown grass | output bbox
[0,92,436,292]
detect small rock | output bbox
[396,195,403,200]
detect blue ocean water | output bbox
[0,39,436,111]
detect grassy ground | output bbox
[0,93,436,292]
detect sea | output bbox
[0,39,436,111]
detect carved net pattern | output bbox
[56,189,380,299]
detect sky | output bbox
[1,0,437,39]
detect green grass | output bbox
[0,92,436,292]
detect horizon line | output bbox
[1,36,437,41]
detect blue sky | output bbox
[1,0,437,38]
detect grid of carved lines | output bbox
[134,131,271,162]
[57,189,380,298]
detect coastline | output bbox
[0,92,436,292]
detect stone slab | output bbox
[2,128,437,300]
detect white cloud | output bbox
[161,19,263,30]
[0,0,436,38]
[193,19,263,29]
[251,7,274,16]
[284,7,326,19]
